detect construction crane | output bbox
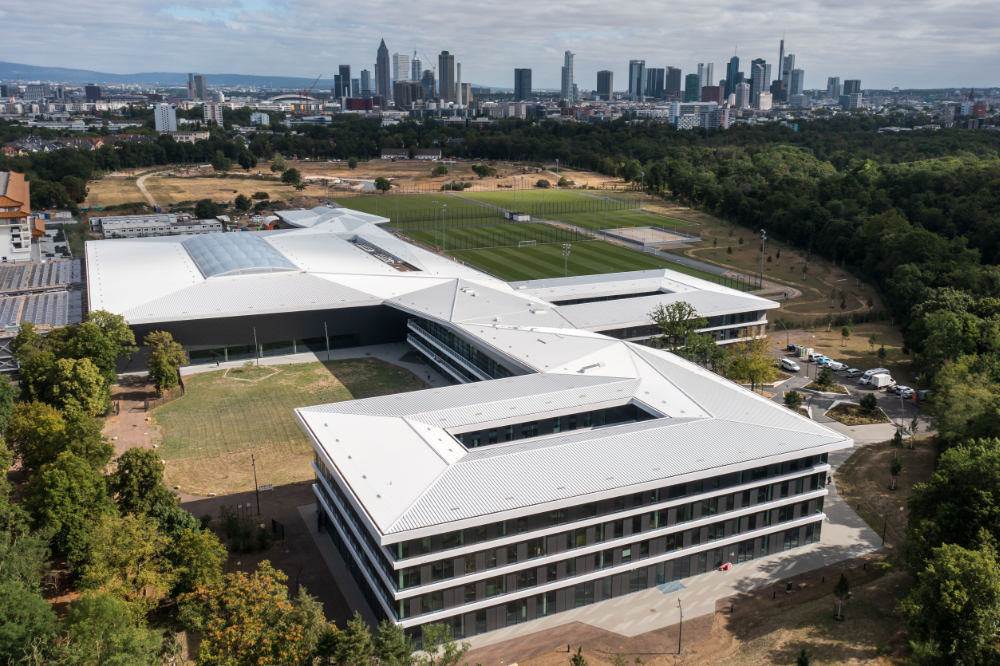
[296,75,322,116]
[422,55,437,96]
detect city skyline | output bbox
[3,0,998,91]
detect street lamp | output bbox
[562,244,571,277]
[759,229,767,289]
[640,170,644,210]
[556,158,559,175]
[441,204,447,251]
[433,200,439,248]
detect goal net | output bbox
[518,240,537,247]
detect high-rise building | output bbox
[411,54,422,83]
[597,71,614,101]
[697,63,714,89]
[438,51,456,102]
[334,76,345,98]
[790,70,805,96]
[187,74,207,101]
[514,69,532,102]
[847,92,863,109]
[750,61,771,101]
[646,68,665,100]
[85,84,101,101]
[843,79,861,95]
[0,84,9,98]
[393,80,414,108]
[701,86,723,106]
[735,82,751,109]
[684,74,700,102]
[665,67,682,96]
[724,56,741,99]
[361,70,372,98]
[392,54,410,84]
[456,63,463,106]
[757,91,773,110]
[826,77,841,100]
[352,79,360,97]
[375,39,391,99]
[461,83,472,105]
[561,51,575,101]
[203,102,224,125]
[421,70,436,100]
[338,65,352,97]
[154,104,177,132]
[628,60,646,102]
[777,39,785,84]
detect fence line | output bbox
[144,369,185,411]
[382,198,639,229]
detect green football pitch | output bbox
[542,210,691,231]
[404,223,589,252]
[455,189,638,208]
[332,194,490,224]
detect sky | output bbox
[2,0,998,90]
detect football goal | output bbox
[518,240,538,247]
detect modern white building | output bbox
[203,102,224,125]
[393,53,411,83]
[154,103,177,132]
[735,83,751,110]
[250,112,270,126]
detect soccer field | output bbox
[404,223,589,251]
[543,210,692,231]
[448,239,742,284]
[456,189,639,208]
[333,193,492,224]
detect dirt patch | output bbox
[224,365,281,381]
[803,382,849,394]
[826,404,891,426]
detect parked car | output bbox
[859,368,891,385]
[780,358,800,372]
[845,368,862,378]
[808,352,826,362]
[896,386,914,398]
[826,362,848,371]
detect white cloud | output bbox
[3,0,998,89]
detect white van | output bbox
[871,374,895,389]
[859,368,890,385]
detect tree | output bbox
[649,301,706,352]
[877,344,887,362]
[79,513,173,613]
[899,542,1000,665]
[727,331,776,394]
[373,619,414,666]
[0,581,58,664]
[348,156,358,169]
[170,527,227,596]
[727,245,732,256]
[335,610,373,666]
[890,456,903,490]
[24,452,118,559]
[817,367,835,389]
[796,649,809,666]
[211,150,232,173]
[0,375,15,434]
[281,167,302,186]
[909,415,920,449]
[775,249,781,265]
[414,623,470,666]
[45,356,108,417]
[109,447,178,516]
[784,390,803,411]
[868,332,878,354]
[291,586,337,661]
[833,572,850,619]
[536,178,550,188]
[841,325,851,347]
[859,393,878,413]
[179,561,311,666]
[11,321,43,365]
[5,402,113,476]
[571,647,587,666]
[839,298,846,313]
[0,530,51,591]
[374,176,391,193]
[144,330,187,395]
[196,198,223,219]
[270,154,288,173]
[557,176,568,187]
[76,310,138,389]
[235,193,252,212]
[252,191,270,200]
[61,592,168,665]
[431,165,449,177]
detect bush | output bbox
[432,165,449,176]
[440,182,472,191]
[817,367,835,388]
[558,176,568,187]
[860,393,878,412]
[348,157,358,169]
[217,505,272,554]
[251,191,269,200]
[536,179,550,188]
[784,390,803,410]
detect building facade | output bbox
[514,69,532,102]
[376,40,391,99]
[596,71,614,101]
[628,61,646,102]
[0,172,33,263]
[203,102,224,125]
[393,54,410,84]
[665,67,682,97]
[154,104,177,132]
[645,68,665,100]
[684,74,700,102]
[439,51,456,103]
[561,51,575,101]
[697,63,713,89]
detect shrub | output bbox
[860,393,878,412]
[251,191,269,200]
[536,179,550,188]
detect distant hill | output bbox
[0,62,321,88]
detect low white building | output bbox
[250,112,270,126]
[90,212,222,238]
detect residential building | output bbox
[415,149,442,160]
[597,71,614,101]
[85,84,102,101]
[701,86,723,106]
[628,61,646,102]
[381,149,409,159]
[684,74,700,103]
[724,56,741,98]
[735,82,751,109]
[826,77,841,100]
[789,70,805,97]
[514,69,532,102]
[0,172,33,263]
[645,68,665,100]
[439,51,456,102]
[361,70,373,98]
[666,67,682,96]
[697,63,714,89]
[412,54,422,84]
[561,51,575,101]
[376,39,391,99]
[154,103,177,132]
[203,102,224,125]
[161,130,209,144]
[393,54,410,84]
[702,107,733,129]
[843,80,861,96]
[250,112,270,126]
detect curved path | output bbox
[136,172,158,207]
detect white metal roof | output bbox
[558,290,776,331]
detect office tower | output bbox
[361,70,372,98]
[628,60,646,101]
[154,104,177,132]
[352,79,360,97]
[438,51,456,102]
[666,67,682,96]
[847,93,862,109]
[461,83,472,104]
[750,61,771,100]
[375,39,391,99]
[333,75,345,98]
[701,86,723,105]
[85,84,101,101]
[514,69,532,101]
[757,91,772,110]
[843,79,861,95]
[392,54,410,83]
[735,82,751,109]
[393,81,413,108]
[724,56,740,98]
[777,39,785,83]
[187,73,195,99]
[697,63,714,89]
[646,68,665,99]
[421,70,436,99]
[597,70,613,101]
[456,63,463,106]
[684,74,700,102]
[338,65,351,97]
[410,82,425,102]
[411,54,421,83]
[826,77,841,99]
[561,51,575,101]
[790,69,805,96]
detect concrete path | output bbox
[135,172,158,207]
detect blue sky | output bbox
[2,0,998,89]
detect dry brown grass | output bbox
[826,403,892,426]
[141,174,329,205]
[85,178,147,207]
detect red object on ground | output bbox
[719,562,733,571]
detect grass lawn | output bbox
[155,358,427,495]
[403,223,589,252]
[84,178,146,207]
[143,175,328,206]
[542,209,692,230]
[333,193,493,224]
[443,238,741,283]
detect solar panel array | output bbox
[0,259,82,295]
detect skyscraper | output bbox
[514,69,532,102]
[339,65,352,97]
[561,51,575,101]
[597,71,614,101]
[646,68,665,99]
[392,54,410,83]
[421,70,436,100]
[697,63,714,89]
[456,63,463,106]
[361,70,372,98]
[187,74,208,101]
[750,60,770,101]
[665,67,682,96]
[843,79,861,95]
[776,39,785,84]
[826,77,841,99]
[411,53,422,83]
[684,74,700,102]
[790,69,805,96]
[735,82,751,109]
[333,76,344,98]
[351,79,360,97]
[375,39,391,99]
[724,56,741,99]
[438,51,456,102]
[154,104,177,132]
[628,60,646,102]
